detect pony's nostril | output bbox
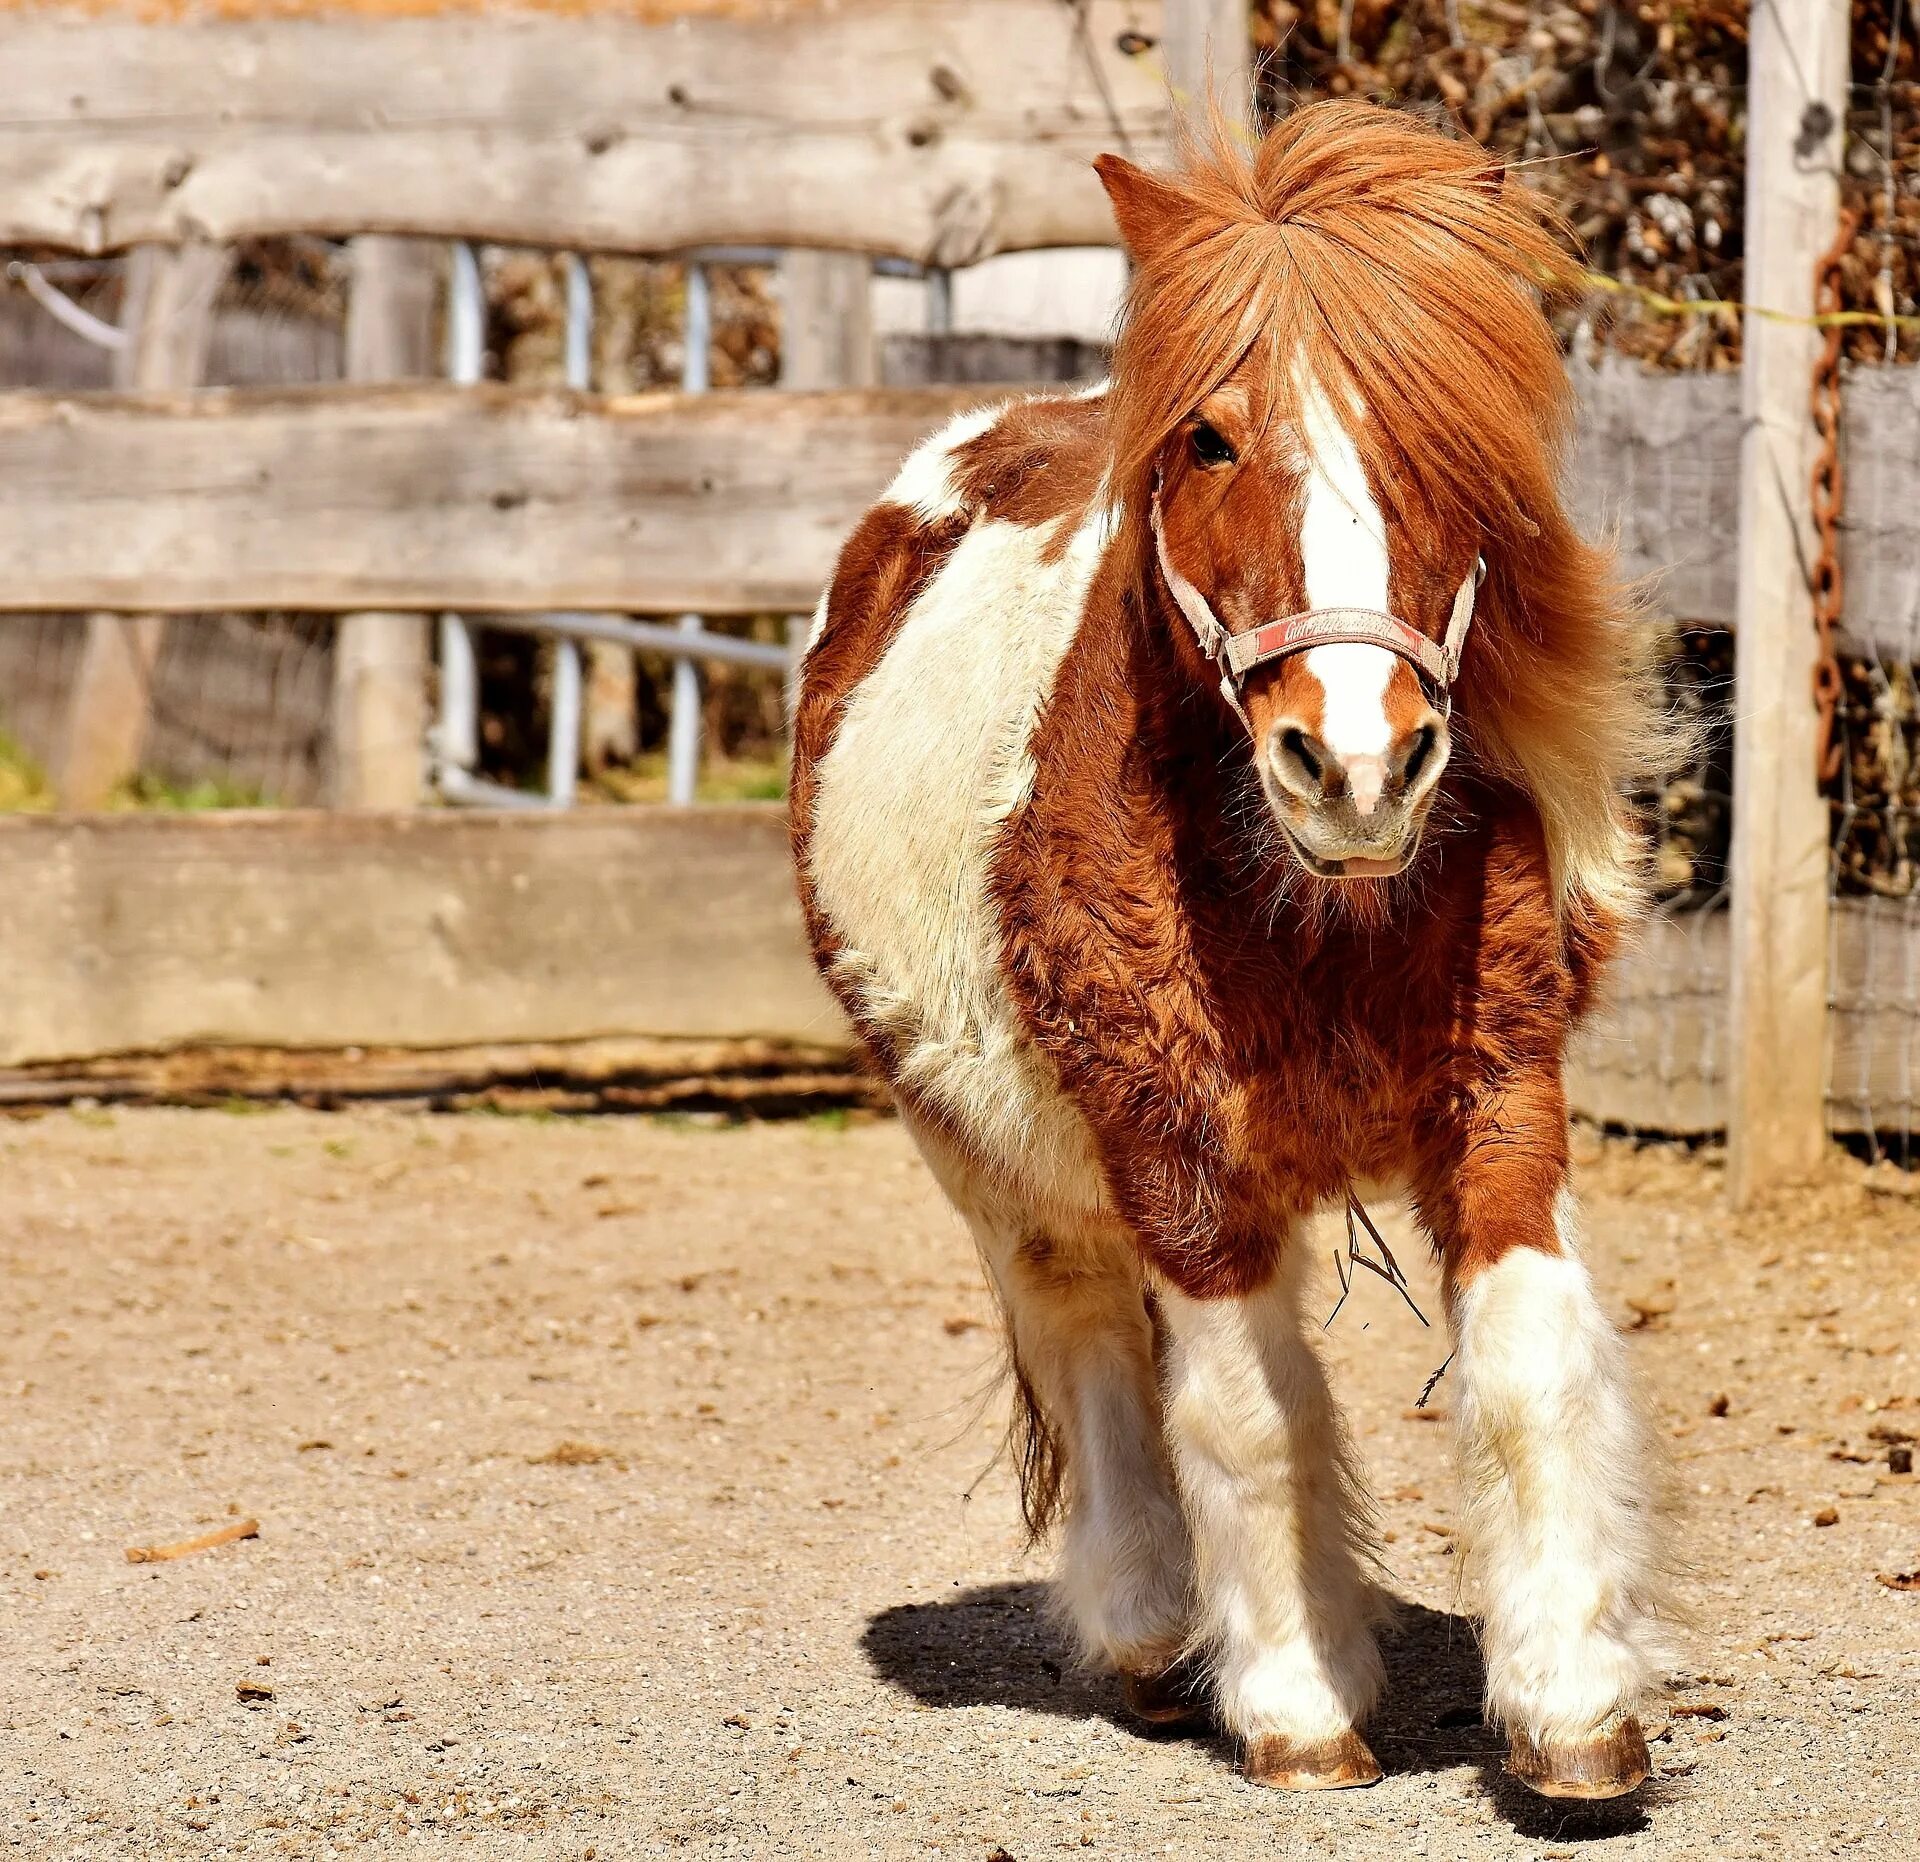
[1401,723,1439,789]
[1279,727,1323,786]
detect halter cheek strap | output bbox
[1152,492,1481,732]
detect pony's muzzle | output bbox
[1262,706,1450,871]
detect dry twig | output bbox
[124,1517,259,1565]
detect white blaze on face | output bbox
[1295,372,1396,771]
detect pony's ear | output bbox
[1093,154,1190,264]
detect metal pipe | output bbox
[436,767,550,812]
[447,240,485,384]
[666,615,704,807]
[541,252,594,810]
[563,252,592,393]
[436,612,480,774]
[438,241,487,799]
[481,612,792,672]
[548,638,582,806]
[784,614,810,738]
[8,260,129,351]
[668,259,713,807]
[681,260,712,395]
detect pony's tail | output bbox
[1007,1354,1066,1546]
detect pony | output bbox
[790,99,1673,1800]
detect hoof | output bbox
[1244,1729,1383,1791]
[1120,1662,1209,1730]
[1506,1717,1651,1800]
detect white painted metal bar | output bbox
[546,635,583,806]
[666,613,705,807]
[545,252,592,808]
[436,240,486,795]
[430,244,818,809]
[482,613,792,672]
[563,251,592,392]
[436,611,480,773]
[7,258,129,350]
[437,767,550,811]
[667,262,712,808]
[784,613,810,735]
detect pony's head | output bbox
[1096,101,1650,902]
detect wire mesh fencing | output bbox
[1826,367,1920,1163]
[1255,0,1917,1163]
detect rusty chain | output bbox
[1810,210,1857,787]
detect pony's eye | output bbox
[1189,420,1236,468]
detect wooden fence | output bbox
[1,0,1911,1182]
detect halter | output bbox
[1152,493,1482,736]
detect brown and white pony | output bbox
[791,101,1673,1800]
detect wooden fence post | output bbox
[1162,0,1254,129]
[778,249,877,760]
[52,241,229,810]
[331,237,439,808]
[1727,0,1851,1203]
[780,250,877,392]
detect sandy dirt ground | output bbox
[4,1106,1917,1861]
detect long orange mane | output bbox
[1103,99,1668,916]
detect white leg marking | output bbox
[1053,1313,1194,1670]
[1157,1255,1384,1743]
[1452,1200,1674,1745]
[913,1119,1190,1670]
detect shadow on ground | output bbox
[863,1582,1654,1838]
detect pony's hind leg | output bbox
[1002,1223,1196,1701]
[1156,1245,1386,1789]
[916,1135,1195,1711]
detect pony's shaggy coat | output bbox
[792,100,1674,1787]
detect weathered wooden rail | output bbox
[0,1,1168,261]
[0,383,989,615]
[0,811,1909,1143]
[0,810,837,1071]
[1566,359,1920,661]
[0,363,1914,636]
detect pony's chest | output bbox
[1019,876,1462,1114]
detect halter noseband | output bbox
[1152,493,1482,735]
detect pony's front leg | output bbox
[1423,1107,1673,1799]
[1157,1247,1385,1789]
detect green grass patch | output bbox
[0,730,54,812]
[591,752,788,806]
[109,772,274,812]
